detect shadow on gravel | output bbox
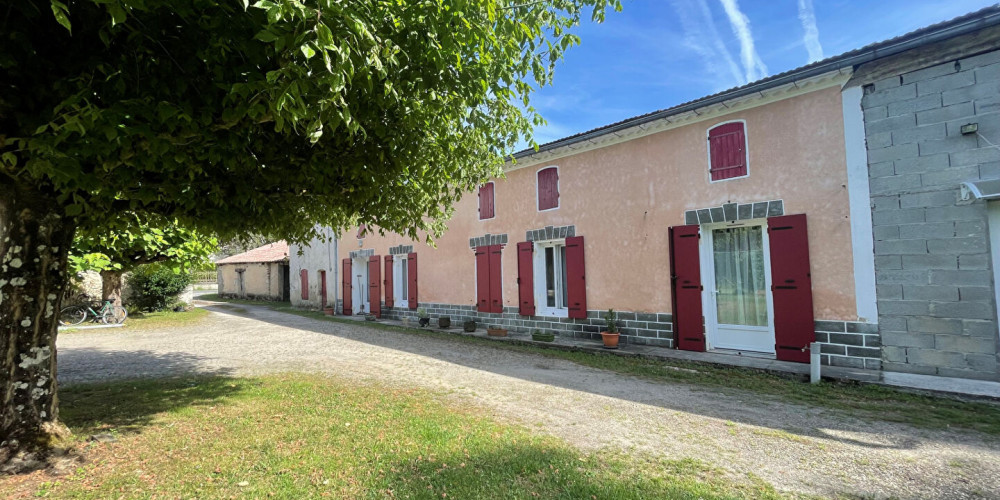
[58,348,234,386]
[199,303,989,452]
[59,376,246,436]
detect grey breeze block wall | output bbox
[862,48,1000,381]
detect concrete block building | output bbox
[290,6,1000,395]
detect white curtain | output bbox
[712,226,768,327]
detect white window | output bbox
[533,240,568,316]
[394,255,409,304]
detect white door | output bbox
[703,224,775,353]
[352,258,370,314]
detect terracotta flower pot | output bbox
[323,307,335,316]
[487,328,508,337]
[601,332,620,349]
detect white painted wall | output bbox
[841,85,879,323]
[289,227,339,309]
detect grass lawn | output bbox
[10,375,789,499]
[201,295,1000,437]
[60,308,210,334]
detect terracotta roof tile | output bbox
[215,241,289,265]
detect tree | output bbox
[0,0,620,465]
[70,214,217,306]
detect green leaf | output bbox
[300,44,315,59]
[50,0,71,33]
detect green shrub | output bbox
[127,264,193,312]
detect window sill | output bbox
[535,308,568,319]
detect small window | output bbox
[479,182,495,220]
[708,122,748,181]
[395,255,409,303]
[544,244,568,309]
[537,166,559,211]
[533,240,568,316]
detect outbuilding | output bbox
[216,242,290,301]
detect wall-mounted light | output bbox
[960,123,978,135]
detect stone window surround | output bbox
[469,233,509,250]
[684,200,784,225]
[348,248,375,259]
[526,224,575,242]
[388,245,413,256]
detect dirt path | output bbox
[57,303,1000,499]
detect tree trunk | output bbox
[100,270,123,307]
[0,184,76,468]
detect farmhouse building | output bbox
[291,6,1000,395]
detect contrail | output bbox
[798,0,824,62]
[718,0,768,82]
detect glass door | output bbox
[709,225,774,353]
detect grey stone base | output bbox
[814,321,882,370]
[378,303,676,348]
[373,302,881,368]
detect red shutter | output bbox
[489,245,503,313]
[565,236,587,319]
[516,242,535,316]
[319,270,327,309]
[709,122,746,181]
[300,269,309,300]
[669,225,705,351]
[368,256,381,318]
[768,214,815,363]
[384,255,394,308]
[479,183,495,220]
[475,246,490,312]
[537,167,559,211]
[407,252,418,309]
[341,259,352,315]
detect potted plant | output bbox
[438,316,451,329]
[417,308,430,327]
[601,309,620,349]
[323,306,335,316]
[532,329,555,342]
[365,313,377,321]
[487,325,508,337]
[463,320,477,332]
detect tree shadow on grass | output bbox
[369,442,776,500]
[59,376,248,437]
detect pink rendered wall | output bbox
[342,85,858,320]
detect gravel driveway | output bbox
[57,303,1000,499]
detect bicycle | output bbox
[58,300,128,326]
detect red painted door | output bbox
[516,242,535,316]
[475,246,490,312]
[407,253,418,309]
[341,258,352,315]
[670,225,705,351]
[384,255,394,308]
[300,270,309,300]
[368,256,381,318]
[319,270,327,309]
[767,214,814,363]
[489,245,503,313]
[565,236,587,319]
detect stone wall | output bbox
[860,47,1000,381]
[345,300,878,367]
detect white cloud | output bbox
[797,0,824,63]
[672,0,744,88]
[717,0,768,82]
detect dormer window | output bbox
[708,121,748,182]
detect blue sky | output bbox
[524,0,997,147]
